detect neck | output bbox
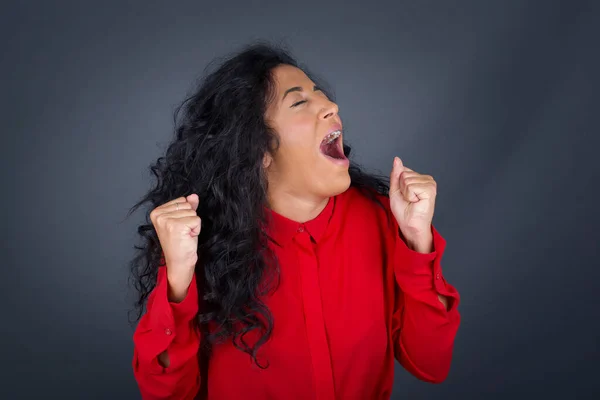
[267,188,329,223]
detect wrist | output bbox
[166,270,194,303]
[167,283,188,303]
[401,230,434,254]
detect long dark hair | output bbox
[126,41,390,368]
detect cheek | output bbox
[276,141,317,167]
[278,118,318,152]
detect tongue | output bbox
[320,139,346,160]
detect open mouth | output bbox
[319,130,347,160]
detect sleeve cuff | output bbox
[148,267,199,331]
[394,224,456,300]
[134,266,199,373]
[156,252,199,322]
[395,224,445,267]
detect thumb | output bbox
[389,157,403,195]
[187,193,200,211]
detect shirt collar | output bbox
[263,196,336,247]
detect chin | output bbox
[326,170,352,197]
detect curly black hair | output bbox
[126,40,390,369]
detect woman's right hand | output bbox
[150,193,201,301]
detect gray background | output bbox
[2,0,599,398]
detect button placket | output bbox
[294,231,336,400]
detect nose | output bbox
[318,98,339,120]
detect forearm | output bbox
[394,294,460,383]
[392,224,461,381]
[402,229,449,310]
[160,278,189,368]
[133,266,201,397]
[133,344,200,400]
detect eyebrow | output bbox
[282,85,319,102]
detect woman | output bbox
[128,42,460,400]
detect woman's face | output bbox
[264,64,351,200]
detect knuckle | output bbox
[165,222,176,232]
[156,213,167,226]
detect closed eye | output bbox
[287,85,324,108]
[291,100,306,107]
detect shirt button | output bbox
[164,328,172,336]
[297,226,304,233]
[435,273,441,280]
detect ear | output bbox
[263,152,273,169]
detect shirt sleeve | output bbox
[132,260,201,400]
[391,223,461,383]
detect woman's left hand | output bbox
[389,157,437,240]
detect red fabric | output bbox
[132,187,460,399]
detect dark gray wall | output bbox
[2,0,598,398]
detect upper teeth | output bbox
[324,130,341,144]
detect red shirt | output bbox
[132,187,461,399]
